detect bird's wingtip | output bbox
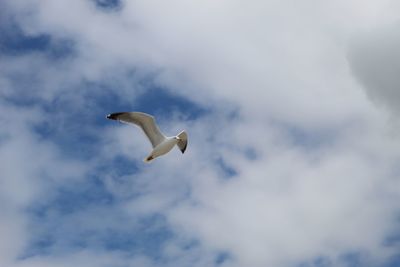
[143,155,154,163]
[106,112,125,120]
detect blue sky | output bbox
[1,1,400,267]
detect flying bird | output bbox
[106,112,187,163]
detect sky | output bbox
[1,0,400,267]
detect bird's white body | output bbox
[145,137,179,162]
[107,112,188,163]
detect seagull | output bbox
[106,112,187,163]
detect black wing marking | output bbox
[107,112,166,148]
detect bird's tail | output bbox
[177,130,188,154]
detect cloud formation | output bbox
[1,0,400,267]
[348,22,400,115]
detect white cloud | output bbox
[1,0,400,266]
[0,102,88,266]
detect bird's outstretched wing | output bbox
[177,130,188,154]
[107,112,166,148]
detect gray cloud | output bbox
[348,23,400,114]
